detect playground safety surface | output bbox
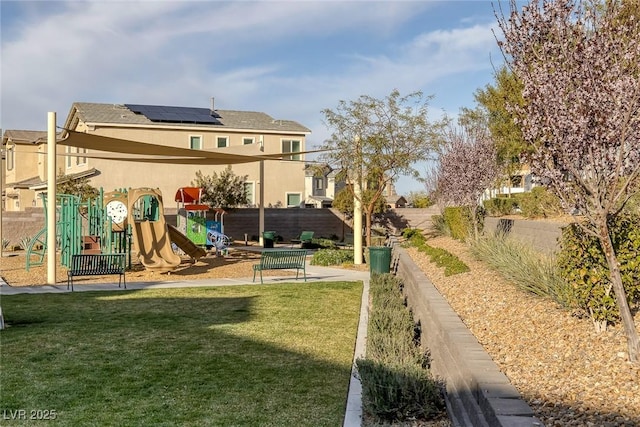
[0,243,367,288]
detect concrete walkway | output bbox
[0,263,370,427]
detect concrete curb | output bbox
[343,272,369,427]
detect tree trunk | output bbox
[471,205,479,241]
[598,222,640,363]
[365,209,373,247]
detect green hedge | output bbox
[443,206,472,241]
[310,249,354,266]
[483,197,518,217]
[513,187,563,218]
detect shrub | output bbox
[418,244,470,276]
[557,214,640,331]
[514,186,563,218]
[403,231,469,276]
[470,235,575,308]
[483,197,518,216]
[401,228,422,240]
[442,206,484,241]
[401,228,426,247]
[430,215,449,237]
[357,273,444,423]
[356,360,444,422]
[443,206,472,241]
[366,274,422,366]
[310,249,354,266]
[19,236,32,251]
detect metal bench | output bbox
[67,254,126,291]
[336,233,354,249]
[252,249,307,284]
[291,231,314,248]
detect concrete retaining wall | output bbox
[392,241,544,427]
[483,217,566,254]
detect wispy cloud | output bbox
[1,0,502,150]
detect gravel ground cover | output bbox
[407,236,640,427]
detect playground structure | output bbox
[175,187,230,255]
[26,189,132,271]
[128,188,183,272]
[25,187,212,274]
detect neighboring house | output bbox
[300,163,405,209]
[483,164,536,200]
[381,180,407,209]
[1,130,68,211]
[387,195,407,209]
[2,101,311,211]
[303,164,341,208]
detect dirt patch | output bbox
[1,247,297,287]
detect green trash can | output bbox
[262,231,276,248]
[369,246,392,274]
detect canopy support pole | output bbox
[47,112,57,284]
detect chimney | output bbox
[210,97,215,116]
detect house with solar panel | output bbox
[2,101,312,212]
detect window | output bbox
[510,175,523,188]
[286,193,301,207]
[243,137,254,145]
[6,144,14,171]
[189,135,202,150]
[66,146,72,168]
[314,178,324,190]
[76,147,87,165]
[244,182,255,206]
[282,139,301,160]
[217,136,228,148]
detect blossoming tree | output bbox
[497,0,640,362]
[436,122,500,241]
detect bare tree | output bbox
[320,89,439,245]
[497,0,640,362]
[436,122,500,240]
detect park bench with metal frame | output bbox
[252,249,307,284]
[291,231,314,248]
[67,254,126,291]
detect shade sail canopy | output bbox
[58,130,323,164]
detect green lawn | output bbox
[0,282,363,426]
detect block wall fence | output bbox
[1,208,566,250]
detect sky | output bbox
[0,0,515,195]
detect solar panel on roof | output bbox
[125,104,221,124]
